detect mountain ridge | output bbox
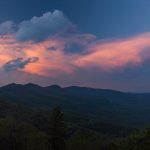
[0,83,129,93]
[3,83,150,94]
[0,83,150,128]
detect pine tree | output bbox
[48,107,66,150]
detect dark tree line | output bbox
[0,104,150,150]
[0,107,66,150]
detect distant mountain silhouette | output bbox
[1,83,150,128]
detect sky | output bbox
[0,0,150,91]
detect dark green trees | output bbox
[125,127,150,150]
[0,118,49,150]
[48,107,66,150]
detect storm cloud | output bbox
[16,10,73,42]
[0,10,74,42]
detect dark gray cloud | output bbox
[65,43,85,54]
[3,57,39,72]
[16,10,73,42]
[47,46,57,51]
[0,10,74,42]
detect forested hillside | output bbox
[1,83,150,128]
[0,84,150,149]
[0,96,149,150]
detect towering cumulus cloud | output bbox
[0,10,150,91]
[16,10,74,42]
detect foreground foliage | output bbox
[0,98,149,150]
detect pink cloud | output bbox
[76,32,150,70]
[0,34,92,76]
[1,32,150,77]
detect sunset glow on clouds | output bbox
[1,29,150,76]
[76,32,150,70]
[0,10,150,91]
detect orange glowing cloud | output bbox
[76,32,150,70]
[0,35,80,76]
[1,32,150,77]
[24,39,76,76]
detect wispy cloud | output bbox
[76,32,150,70]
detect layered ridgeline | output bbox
[0,83,150,128]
